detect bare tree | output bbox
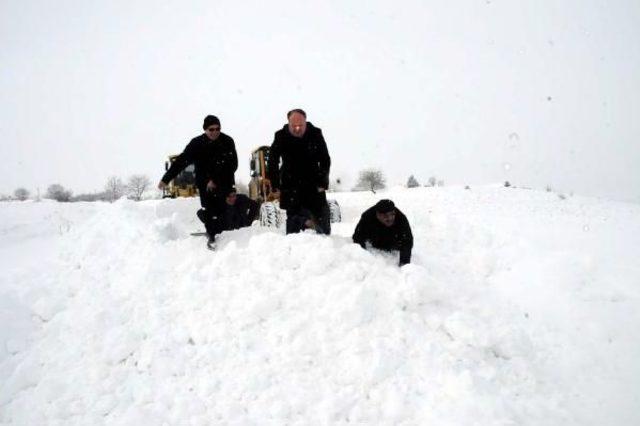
[406,175,420,188]
[355,168,386,193]
[104,176,125,202]
[46,184,72,202]
[426,176,437,187]
[127,174,151,201]
[14,188,30,201]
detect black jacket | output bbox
[162,133,238,191]
[267,122,331,192]
[224,194,259,230]
[353,206,414,266]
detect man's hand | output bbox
[317,187,326,192]
[206,180,217,192]
[158,180,167,190]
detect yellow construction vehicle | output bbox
[248,146,285,226]
[248,146,276,203]
[161,155,198,198]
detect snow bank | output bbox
[1,188,639,425]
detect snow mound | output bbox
[1,188,639,425]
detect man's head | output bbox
[225,188,238,205]
[203,115,221,141]
[374,199,396,227]
[287,108,307,138]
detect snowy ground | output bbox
[1,186,639,425]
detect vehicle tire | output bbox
[260,202,278,227]
[275,206,286,228]
[328,199,341,223]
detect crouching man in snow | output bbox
[221,188,259,230]
[197,188,259,237]
[352,199,413,266]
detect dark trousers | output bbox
[197,187,226,239]
[282,188,330,235]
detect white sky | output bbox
[2,0,639,201]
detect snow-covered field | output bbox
[1,186,639,425]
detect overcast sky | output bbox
[2,0,639,202]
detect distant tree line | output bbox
[324,169,448,193]
[405,175,445,188]
[4,170,577,202]
[6,165,455,201]
[5,174,153,203]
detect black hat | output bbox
[203,115,221,130]
[374,199,395,213]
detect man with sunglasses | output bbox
[267,108,332,235]
[352,199,413,266]
[158,115,238,248]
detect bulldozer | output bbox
[161,155,198,198]
[248,146,285,227]
[248,146,341,227]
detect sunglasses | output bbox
[207,126,221,132]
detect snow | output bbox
[1,187,639,425]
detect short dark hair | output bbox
[287,108,306,119]
[374,199,396,214]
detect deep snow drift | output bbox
[1,186,639,425]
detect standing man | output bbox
[158,115,238,247]
[267,108,331,234]
[352,199,414,266]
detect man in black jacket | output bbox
[352,199,413,266]
[222,188,259,230]
[267,109,331,235]
[158,115,238,246]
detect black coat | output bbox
[268,122,331,211]
[267,122,331,209]
[353,206,414,266]
[162,133,238,192]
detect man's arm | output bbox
[267,135,282,190]
[352,215,368,249]
[397,214,414,266]
[316,130,331,190]
[160,140,198,185]
[229,137,238,173]
[399,247,412,266]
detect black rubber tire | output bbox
[260,202,278,227]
